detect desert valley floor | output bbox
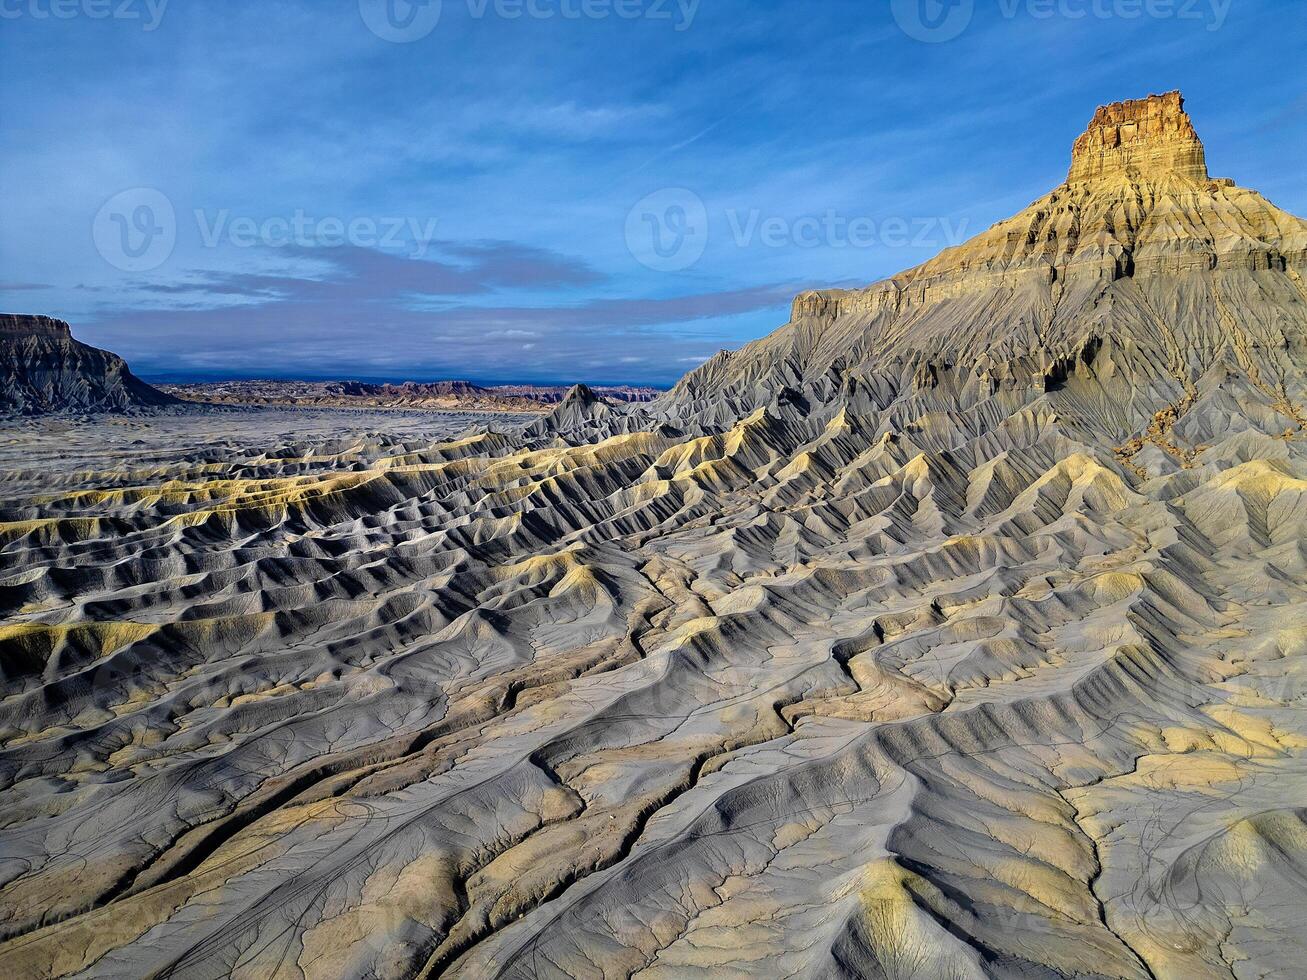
[1,377,1305,980]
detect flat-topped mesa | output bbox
[665,92,1307,416]
[0,313,72,339]
[1067,91,1209,184]
[1,313,178,414]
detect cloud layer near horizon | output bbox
[84,243,805,382]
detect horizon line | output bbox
[140,371,674,390]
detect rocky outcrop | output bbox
[660,92,1307,426]
[0,314,176,416]
[0,314,73,340]
[525,383,614,440]
[1067,90,1208,183]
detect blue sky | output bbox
[1,0,1304,386]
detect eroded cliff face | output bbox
[1067,90,1209,184]
[0,315,73,341]
[0,314,176,415]
[664,92,1307,435]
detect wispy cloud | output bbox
[111,242,602,311]
[80,245,803,384]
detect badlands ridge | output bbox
[0,93,1305,978]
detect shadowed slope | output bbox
[0,315,177,416]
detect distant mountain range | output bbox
[155,379,662,413]
[0,315,663,416]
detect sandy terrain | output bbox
[0,94,1305,978]
[0,406,534,471]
